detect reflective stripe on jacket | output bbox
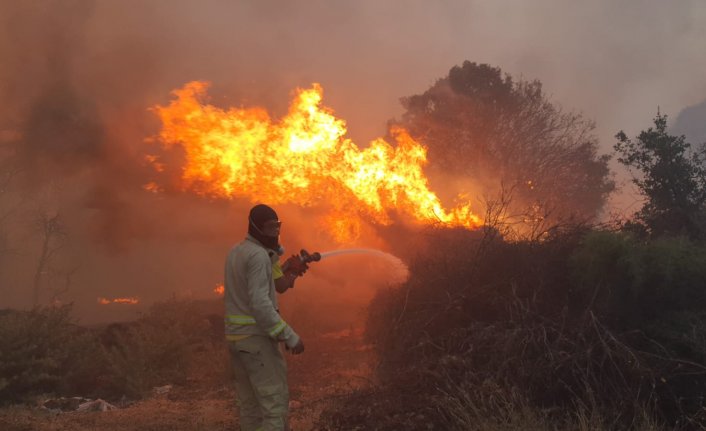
[224,235,299,347]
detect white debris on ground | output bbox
[41,384,174,414]
[76,399,118,412]
[42,397,118,413]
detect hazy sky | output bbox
[1,0,705,319]
[4,1,705,181]
[123,1,706,140]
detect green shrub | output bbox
[101,299,216,398]
[0,299,225,403]
[357,228,706,429]
[570,231,706,325]
[0,305,100,404]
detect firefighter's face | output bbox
[262,220,281,237]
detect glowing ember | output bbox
[97,297,139,305]
[214,283,224,296]
[150,81,483,241]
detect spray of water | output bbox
[320,248,395,260]
[318,248,410,283]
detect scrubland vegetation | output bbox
[319,228,706,430]
[0,299,226,405]
[317,76,706,429]
[2,62,706,431]
[0,299,369,430]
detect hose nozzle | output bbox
[300,249,321,263]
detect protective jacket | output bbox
[224,235,300,348]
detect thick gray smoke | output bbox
[0,1,704,323]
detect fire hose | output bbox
[280,248,404,280]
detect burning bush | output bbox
[320,228,706,430]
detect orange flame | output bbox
[214,283,224,296]
[150,81,483,241]
[97,297,139,305]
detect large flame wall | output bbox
[150,82,482,242]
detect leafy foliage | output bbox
[571,231,706,326]
[615,113,706,239]
[352,228,706,430]
[0,306,97,404]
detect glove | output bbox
[283,254,309,277]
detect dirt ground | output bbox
[0,328,374,431]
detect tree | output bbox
[32,210,67,306]
[0,137,20,274]
[614,113,706,239]
[394,61,614,237]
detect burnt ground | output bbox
[0,328,374,431]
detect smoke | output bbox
[0,4,94,201]
[673,99,706,145]
[0,1,704,322]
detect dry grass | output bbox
[317,228,706,430]
[0,327,374,431]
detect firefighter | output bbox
[224,204,305,431]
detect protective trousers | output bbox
[229,335,289,431]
